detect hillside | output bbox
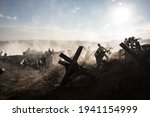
[0,39,150,100]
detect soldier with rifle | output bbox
[123,37,142,61]
[124,37,141,50]
[94,44,110,69]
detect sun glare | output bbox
[113,6,131,24]
[110,6,134,39]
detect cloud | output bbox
[0,14,4,18]
[0,15,150,42]
[6,16,17,20]
[0,24,109,43]
[102,24,110,30]
[71,7,80,14]
[0,13,17,20]
[0,25,90,41]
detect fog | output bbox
[0,40,124,56]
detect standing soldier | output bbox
[124,38,129,46]
[39,55,47,67]
[127,37,139,51]
[3,52,7,58]
[94,44,109,69]
[122,37,142,62]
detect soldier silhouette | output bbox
[94,44,109,69]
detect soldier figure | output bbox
[20,59,28,68]
[25,48,31,55]
[39,55,47,67]
[124,38,129,46]
[125,37,140,51]
[128,37,136,50]
[3,52,7,58]
[123,37,142,60]
[48,48,52,54]
[94,44,109,69]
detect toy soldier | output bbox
[94,44,109,69]
[122,37,142,62]
[127,37,140,51]
[48,48,53,54]
[129,37,136,50]
[40,55,47,67]
[124,38,129,46]
[3,52,7,58]
[20,59,28,68]
[26,48,30,55]
[48,48,51,53]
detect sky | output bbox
[0,0,150,42]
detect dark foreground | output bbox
[0,57,150,100]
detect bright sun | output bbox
[113,6,131,24]
[110,6,134,39]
